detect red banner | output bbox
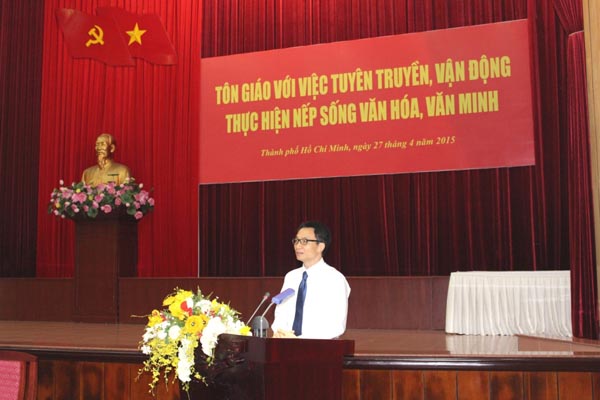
[199,20,535,184]
[56,8,176,66]
[97,7,177,65]
[56,8,133,66]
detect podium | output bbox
[73,214,137,323]
[188,334,355,400]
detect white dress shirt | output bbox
[271,258,350,339]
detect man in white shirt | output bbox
[271,221,351,339]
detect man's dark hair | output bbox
[297,220,331,253]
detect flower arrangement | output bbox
[139,288,252,394]
[48,178,154,220]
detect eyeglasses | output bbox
[291,238,321,246]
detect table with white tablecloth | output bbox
[445,270,572,337]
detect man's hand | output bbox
[272,328,297,338]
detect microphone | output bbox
[247,292,270,324]
[271,288,295,305]
[251,289,295,338]
[260,288,295,319]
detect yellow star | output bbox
[126,23,146,46]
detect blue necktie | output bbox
[292,271,308,336]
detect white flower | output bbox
[225,319,246,334]
[141,345,151,354]
[200,316,226,357]
[177,338,194,382]
[142,329,155,342]
[168,325,182,340]
[197,299,212,314]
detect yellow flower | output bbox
[163,289,193,306]
[166,289,194,320]
[239,325,251,336]
[211,299,230,314]
[147,310,163,327]
[183,315,208,335]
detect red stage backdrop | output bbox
[200,19,534,184]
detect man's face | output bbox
[95,136,113,160]
[293,227,324,267]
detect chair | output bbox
[0,350,37,400]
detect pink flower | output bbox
[148,198,155,206]
[134,211,143,220]
[107,186,116,195]
[59,179,64,185]
[115,197,122,206]
[101,204,112,214]
[134,201,141,209]
[71,192,87,203]
[71,205,79,213]
[83,205,89,212]
[94,194,104,202]
[53,210,60,216]
[92,201,99,209]
[96,183,106,192]
[135,191,148,205]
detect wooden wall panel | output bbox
[523,372,558,400]
[593,373,600,400]
[53,360,79,399]
[431,276,450,330]
[0,276,451,329]
[490,372,523,400]
[458,371,490,400]
[37,360,54,400]
[424,370,456,400]
[0,279,72,321]
[34,359,600,400]
[360,370,392,400]
[104,363,130,399]
[119,276,450,330]
[345,370,600,400]
[342,370,361,400]
[37,360,180,400]
[393,370,424,400]
[557,372,593,400]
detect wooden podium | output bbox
[73,214,137,323]
[188,334,354,400]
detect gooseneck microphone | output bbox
[247,292,270,324]
[260,288,295,318]
[251,288,295,338]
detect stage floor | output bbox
[1,321,600,360]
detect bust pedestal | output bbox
[72,213,137,323]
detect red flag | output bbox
[97,7,177,65]
[55,8,134,66]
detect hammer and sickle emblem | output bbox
[85,25,105,47]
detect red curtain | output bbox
[198,0,569,277]
[0,1,43,277]
[552,0,598,338]
[35,0,201,277]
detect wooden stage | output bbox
[2,321,600,399]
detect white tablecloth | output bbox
[445,270,572,337]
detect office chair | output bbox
[0,350,37,400]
